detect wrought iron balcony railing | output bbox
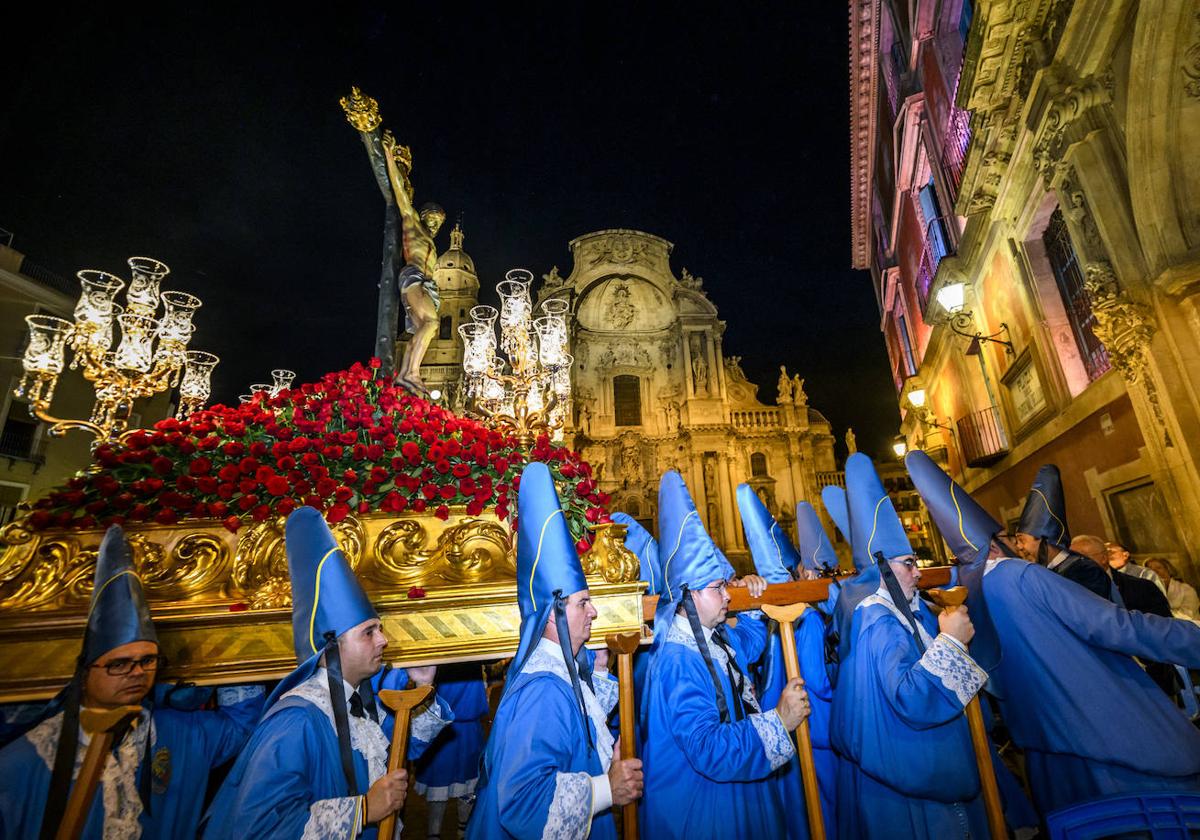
[955,406,1010,468]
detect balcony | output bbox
[815,470,846,490]
[955,406,1010,468]
[916,216,954,314]
[731,408,782,431]
[942,104,971,195]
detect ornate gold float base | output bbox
[0,512,645,701]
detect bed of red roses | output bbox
[26,359,609,552]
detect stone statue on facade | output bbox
[777,365,793,404]
[608,283,637,330]
[691,335,710,395]
[845,427,857,454]
[542,265,565,288]
[679,267,704,291]
[792,374,807,407]
[379,130,446,396]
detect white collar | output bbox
[671,612,718,643]
[1048,549,1071,571]
[314,666,361,702]
[874,577,922,612]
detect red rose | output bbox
[435,459,451,475]
[154,509,178,525]
[434,505,450,521]
[559,463,576,478]
[276,498,296,517]
[584,507,601,523]
[466,499,484,516]
[369,357,382,369]
[223,515,242,533]
[218,464,240,482]
[575,537,591,555]
[342,468,359,485]
[439,485,456,500]
[412,499,427,513]
[196,476,218,494]
[152,456,173,475]
[144,478,164,492]
[366,444,384,461]
[316,477,338,497]
[576,479,595,496]
[238,494,260,511]
[452,463,471,478]
[401,441,421,462]
[209,501,228,517]
[327,502,351,524]
[238,456,259,475]
[494,458,509,475]
[222,441,245,457]
[422,484,439,500]
[255,466,276,484]
[266,475,291,496]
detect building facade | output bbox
[536,228,839,568]
[850,0,1200,579]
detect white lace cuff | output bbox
[410,695,452,746]
[592,674,619,717]
[920,634,988,706]
[301,796,363,840]
[750,710,795,771]
[542,771,592,840]
[590,772,613,814]
[217,684,265,705]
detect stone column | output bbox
[718,449,741,550]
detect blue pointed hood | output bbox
[510,462,589,677]
[847,452,913,562]
[905,449,1002,566]
[611,512,660,595]
[795,501,839,576]
[904,448,1004,673]
[287,506,378,664]
[822,484,870,570]
[265,507,379,710]
[1016,464,1070,548]
[659,471,731,602]
[85,526,158,665]
[737,484,799,584]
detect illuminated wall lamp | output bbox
[935,281,1014,356]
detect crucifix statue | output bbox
[340,87,445,395]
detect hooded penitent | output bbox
[904,448,1004,671]
[263,506,381,795]
[796,500,842,615]
[845,452,926,649]
[611,512,661,596]
[736,485,800,584]
[509,462,593,748]
[1016,464,1071,549]
[43,525,160,836]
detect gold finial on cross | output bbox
[340,86,382,133]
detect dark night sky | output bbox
[0,3,900,460]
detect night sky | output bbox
[1,3,899,460]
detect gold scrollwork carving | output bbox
[372,519,432,584]
[439,520,514,582]
[580,522,640,584]
[0,536,96,611]
[133,533,231,601]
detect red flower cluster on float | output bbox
[27,360,609,552]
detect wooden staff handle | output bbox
[56,705,143,840]
[926,587,1006,840]
[376,685,435,840]
[761,603,826,840]
[606,631,641,840]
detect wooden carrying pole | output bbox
[377,685,435,840]
[606,631,641,840]
[56,705,143,840]
[925,587,1006,840]
[760,603,826,840]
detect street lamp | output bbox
[892,436,908,458]
[934,281,1014,356]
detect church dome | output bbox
[435,223,475,275]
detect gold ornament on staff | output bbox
[459,271,571,449]
[14,257,217,445]
[339,85,382,133]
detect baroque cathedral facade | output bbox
[416,227,839,567]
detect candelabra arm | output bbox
[29,403,104,441]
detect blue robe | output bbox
[0,685,263,839]
[830,590,989,839]
[642,614,795,839]
[203,669,449,840]
[412,666,488,801]
[760,608,835,839]
[469,639,619,840]
[982,558,1200,815]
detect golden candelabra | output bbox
[460,269,572,449]
[14,257,217,445]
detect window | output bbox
[0,413,38,460]
[750,452,768,477]
[897,314,918,376]
[613,376,641,426]
[0,483,27,526]
[1043,209,1110,381]
[918,178,951,261]
[438,316,452,341]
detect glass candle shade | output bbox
[113,313,159,372]
[179,351,219,403]
[21,315,72,377]
[270,369,296,395]
[459,323,491,375]
[534,316,566,366]
[126,257,170,317]
[158,291,201,344]
[73,270,123,341]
